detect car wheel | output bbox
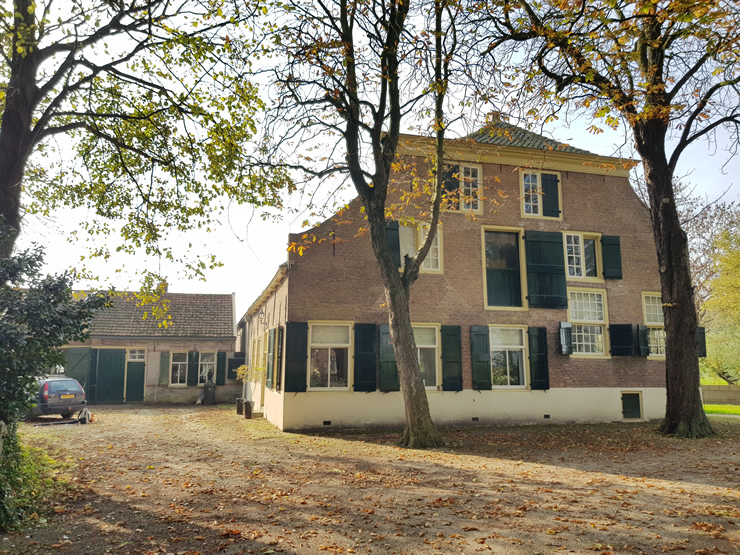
[61,412,73,419]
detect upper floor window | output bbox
[564,232,600,279]
[309,324,350,389]
[521,170,561,219]
[398,223,442,273]
[484,229,523,308]
[443,164,482,213]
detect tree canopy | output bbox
[0,0,288,268]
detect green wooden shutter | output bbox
[266,328,276,389]
[386,221,401,268]
[697,327,707,358]
[353,324,377,392]
[621,393,641,419]
[216,352,226,385]
[63,347,91,392]
[540,173,560,218]
[527,327,549,390]
[378,324,400,392]
[442,164,460,207]
[601,236,623,279]
[559,322,572,355]
[159,352,170,385]
[284,322,308,392]
[470,326,491,390]
[227,357,244,380]
[187,351,198,386]
[637,325,650,356]
[276,326,284,390]
[609,324,635,356]
[525,231,568,308]
[441,325,462,391]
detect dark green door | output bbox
[126,362,146,402]
[63,348,91,395]
[95,349,126,404]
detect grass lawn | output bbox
[705,403,740,415]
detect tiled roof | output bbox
[466,121,596,156]
[89,292,234,338]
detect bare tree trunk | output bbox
[635,120,713,438]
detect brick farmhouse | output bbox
[239,124,703,431]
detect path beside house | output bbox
[5,407,739,554]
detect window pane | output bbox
[413,326,437,346]
[569,291,605,323]
[491,350,508,385]
[172,352,187,363]
[485,231,522,307]
[311,325,350,345]
[644,295,664,325]
[420,225,440,271]
[648,328,666,355]
[399,225,415,264]
[584,238,597,277]
[418,347,437,387]
[490,327,523,347]
[507,351,524,386]
[566,234,583,277]
[572,324,605,354]
[462,166,480,211]
[523,173,539,215]
[200,352,216,363]
[310,347,348,388]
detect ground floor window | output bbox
[413,326,438,388]
[642,292,666,356]
[309,324,350,389]
[489,327,526,387]
[199,352,216,384]
[171,352,188,385]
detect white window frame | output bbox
[642,292,666,357]
[170,351,188,386]
[128,348,146,361]
[308,322,352,390]
[564,232,602,281]
[198,351,217,385]
[489,325,528,388]
[412,324,440,389]
[567,288,610,358]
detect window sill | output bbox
[168,384,189,388]
[442,207,484,216]
[647,355,666,361]
[491,386,528,390]
[485,305,529,312]
[570,354,611,360]
[566,276,605,284]
[521,213,562,221]
[307,387,351,392]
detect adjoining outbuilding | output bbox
[63,292,244,405]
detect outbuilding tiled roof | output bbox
[89,292,234,338]
[466,121,596,156]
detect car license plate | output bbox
[60,394,75,399]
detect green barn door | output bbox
[95,349,127,404]
[126,362,146,402]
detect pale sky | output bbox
[20,120,739,320]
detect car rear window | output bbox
[48,380,83,393]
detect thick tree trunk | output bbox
[0,0,40,258]
[634,120,713,438]
[366,207,443,448]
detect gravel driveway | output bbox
[3,406,739,554]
